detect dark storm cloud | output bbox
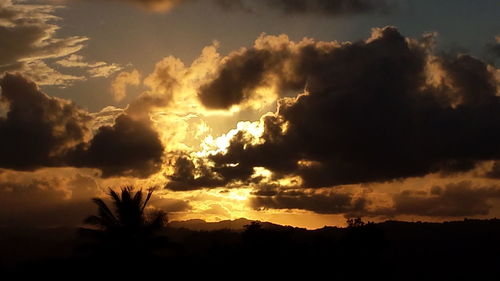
[81,0,392,16]
[171,27,500,189]
[251,188,368,215]
[166,155,226,191]
[250,181,500,218]
[0,73,164,178]
[0,73,91,170]
[220,0,395,16]
[259,0,393,16]
[198,46,296,109]
[198,27,427,110]
[68,114,164,178]
[389,182,500,217]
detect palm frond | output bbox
[92,198,118,227]
[133,189,143,213]
[80,185,169,254]
[121,186,133,204]
[141,188,155,212]
[108,188,122,212]
[108,188,121,203]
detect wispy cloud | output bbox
[0,0,88,86]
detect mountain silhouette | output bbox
[168,218,287,231]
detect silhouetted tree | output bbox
[241,221,264,247]
[346,217,365,228]
[78,187,168,262]
[243,221,263,232]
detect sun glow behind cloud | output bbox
[128,49,285,224]
[3,0,500,230]
[196,119,265,157]
[162,185,349,229]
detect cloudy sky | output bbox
[1,0,500,229]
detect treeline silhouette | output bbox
[2,187,500,279]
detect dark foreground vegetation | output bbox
[2,189,500,279]
[3,219,500,279]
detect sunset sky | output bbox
[1,0,500,229]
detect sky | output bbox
[1,0,500,229]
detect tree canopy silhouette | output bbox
[78,187,168,261]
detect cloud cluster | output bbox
[69,114,164,178]
[388,181,500,217]
[0,73,164,178]
[0,1,125,87]
[110,69,141,102]
[251,187,367,215]
[0,0,88,86]
[126,56,186,117]
[0,73,91,170]
[167,155,225,191]
[169,27,500,191]
[249,181,500,218]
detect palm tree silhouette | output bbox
[78,186,168,261]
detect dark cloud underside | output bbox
[260,0,392,16]
[390,182,500,217]
[69,114,164,178]
[0,74,164,178]
[250,181,500,218]
[0,73,90,170]
[251,188,367,215]
[90,0,392,15]
[171,27,500,189]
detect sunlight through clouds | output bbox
[2,0,500,231]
